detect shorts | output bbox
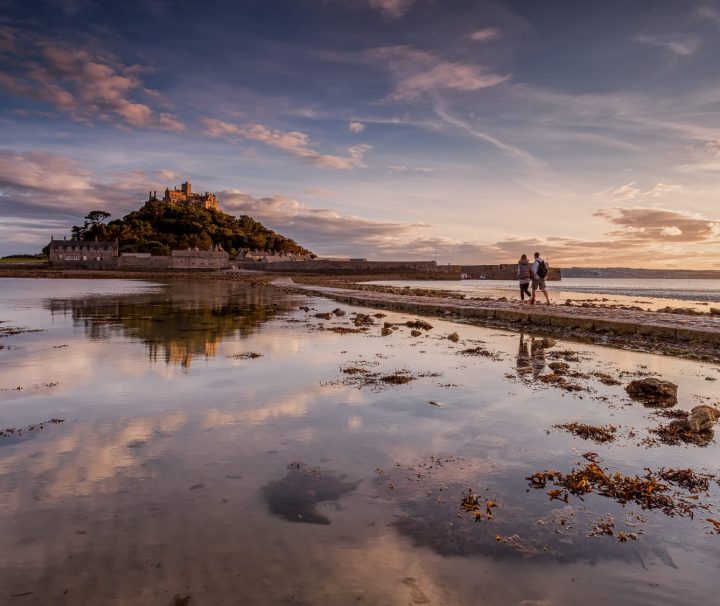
[532,278,546,290]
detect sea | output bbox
[1,278,719,605]
[368,277,720,311]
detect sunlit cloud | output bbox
[467,27,501,42]
[635,35,700,56]
[0,27,184,131]
[349,120,365,133]
[367,0,416,18]
[367,45,509,101]
[202,118,371,169]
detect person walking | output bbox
[517,254,532,303]
[530,251,551,305]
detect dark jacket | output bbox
[518,259,531,282]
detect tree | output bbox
[86,210,112,228]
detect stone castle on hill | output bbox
[147,181,220,211]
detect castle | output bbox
[147,181,220,211]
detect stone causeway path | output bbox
[276,279,720,346]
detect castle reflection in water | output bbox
[44,280,302,368]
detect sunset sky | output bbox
[1,0,719,267]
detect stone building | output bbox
[147,181,220,211]
[237,250,311,262]
[48,238,119,269]
[117,247,230,270]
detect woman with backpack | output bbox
[517,254,532,303]
[530,251,551,305]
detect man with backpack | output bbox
[530,251,551,305]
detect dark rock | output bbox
[447,332,460,343]
[669,405,720,433]
[626,378,678,406]
[410,329,422,337]
[314,312,332,320]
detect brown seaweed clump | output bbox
[330,366,418,390]
[646,424,714,447]
[527,460,699,517]
[656,468,717,493]
[226,352,263,359]
[555,422,617,443]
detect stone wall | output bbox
[171,250,229,269]
[460,264,562,281]
[117,250,230,270]
[234,259,456,276]
[117,255,173,269]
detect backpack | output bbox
[537,259,548,279]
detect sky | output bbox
[1,0,720,267]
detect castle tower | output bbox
[181,181,192,196]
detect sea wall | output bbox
[460,264,562,281]
[117,251,229,270]
[234,259,458,276]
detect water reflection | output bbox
[515,333,548,379]
[2,279,720,605]
[43,281,299,367]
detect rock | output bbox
[381,326,393,337]
[447,332,460,343]
[353,313,374,327]
[669,405,720,433]
[710,308,720,316]
[537,338,557,349]
[406,320,433,331]
[625,378,678,406]
[314,312,331,320]
[410,329,422,337]
[548,361,570,374]
[332,308,346,317]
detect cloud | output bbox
[367,46,509,101]
[706,139,720,156]
[608,182,641,200]
[0,149,183,253]
[433,104,541,165]
[367,0,415,18]
[697,4,720,26]
[593,206,720,243]
[201,118,371,169]
[220,190,427,253]
[643,182,681,197]
[467,27,501,42]
[349,121,365,133]
[387,164,434,173]
[606,182,680,201]
[0,27,184,131]
[634,35,700,56]
[0,150,93,192]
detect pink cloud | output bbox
[367,46,509,101]
[0,29,185,132]
[202,118,371,169]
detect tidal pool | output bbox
[1,278,719,605]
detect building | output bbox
[237,250,311,262]
[147,181,220,211]
[48,238,119,269]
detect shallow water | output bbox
[368,278,720,311]
[1,278,719,605]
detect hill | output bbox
[56,199,312,258]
